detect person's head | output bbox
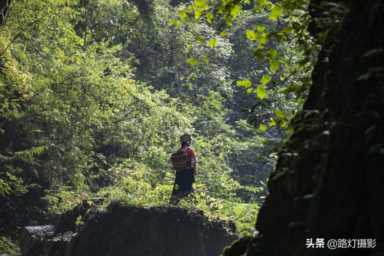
[180,133,192,147]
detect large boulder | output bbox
[21,202,237,256]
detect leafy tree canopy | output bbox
[0,0,316,242]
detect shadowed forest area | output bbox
[1,0,383,256]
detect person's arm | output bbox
[190,149,197,175]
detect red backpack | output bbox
[170,149,190,171]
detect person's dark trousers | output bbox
[169,168,194,205]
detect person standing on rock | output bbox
[169,133,197,205]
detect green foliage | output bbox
[0,0,316,238]
[236,79,252,88]
[95,165,257,235]
[0,173,26,197]
[0,236,20,256]
[179,190,259,236]
[44,187,86,214]
[178,0,317,130]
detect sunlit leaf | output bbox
[179,9,188,20]
[202,55,209,64]
[260,74,271,86]
[194,0,208,9]
[207,38,217,48]
[258,123,268,132]
[268,118,276,127]
[206,12,214,24]
[274,109,285,119]
[195,10,203,20]
[268,49,278,58]
[245,30,257,41]
[269,5,282,21]
[270,59,280,73]
[257,0,268,7]
[230,5,241,18]
[220,31,228,38]
[256,85,267,99]
[169,19,181,28]
[186,57,199,66]
[281,121,289,128]
[258,33,268,46]
[236,79,252,88]
[256,25,266,32]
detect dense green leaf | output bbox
[186,57,199,65]
[270,59,280,73]
[274,109,285,119]
[207,38,217,48]
[260,74,272,86]
[246,30,257,41]
[269,4,283,21]
[256,85,267,99]
[236,79,253,88]
[230,5,241,18]
[258,123,268,132]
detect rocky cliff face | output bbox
[21,202,237,256]
[225,1,384,256]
